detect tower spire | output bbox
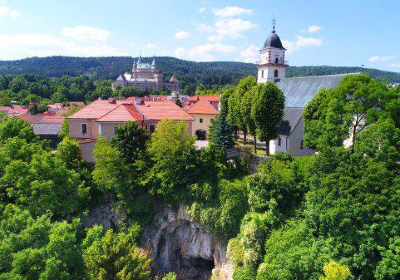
[272,12,276,32]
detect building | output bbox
[17,112,65,148]
[257,22,356,156]
[67,98,194,161]
[184,100,219,140]
[187,95,220,111]
[0,105,28,117]
[111,56,180,92]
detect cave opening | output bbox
[154,221,216,280]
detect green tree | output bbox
[162,272,177,280]
[303,74,391,151]
[82,226,151,280]
[251,83,285,156]
[319,261,352,280]
[209,109,234,152]
[0,116,37,144]
[148,120,196,200]
[229,76,256,143]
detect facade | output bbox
[111,56,179,92]
[184,100,219,140]
[258,24,356,156]
[67,98,194,161]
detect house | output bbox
[17,112,65,148]
[257,22,356,156]
[184,100,219,140]
[0,105,29,117]
[67,98,194,161]
[187,95,220,111]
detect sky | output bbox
[0,0,399,73]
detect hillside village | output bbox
[1,10,400,280]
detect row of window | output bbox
[196,118,214,123]
[260,69,279,79]
[81,123,156,135]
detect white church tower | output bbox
[258,19,288,83]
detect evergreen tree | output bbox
[209,109,234,151]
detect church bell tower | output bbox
[258,18,288,83]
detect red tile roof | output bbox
[17,113,65,124]
[97,104,143,122]
[67,99,125,119]
[184,100,219,115]
[136,101,194,121]
[0,105,29,116]
[188,95,220,102]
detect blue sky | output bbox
[0,0,399,72]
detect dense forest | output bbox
[0,56,399,90]
[1,73,400,279]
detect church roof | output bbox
[277,73,358,108]
[277,107,303,135]
[263,29,286,50]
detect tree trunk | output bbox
[243,131,247,145]
[253,135,257,154]
[266,140,270,157]
[350,123,357,153]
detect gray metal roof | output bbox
[32,123,62,135]
[278,107,303,135]
[277,73,357,107]
[263,29,286,50]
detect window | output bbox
[210,119,214,123]
[278,137,281,146]
[149,124,156,133]
[300,140,304,149]
[274,69,279,78]
[261,70,264,78]
[81,123,87,134]
[200,118,203,123]
[275,57,279,64]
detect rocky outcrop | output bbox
[83,196,126,230]
[141,204,233,280]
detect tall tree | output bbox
[251,83,285,156]
[229,76,256,143]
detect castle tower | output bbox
[258,19,288,83]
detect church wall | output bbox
[286,119,315,156]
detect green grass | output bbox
[235,139,266,156]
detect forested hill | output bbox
[0,56,399,84]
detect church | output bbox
[257,23,356,156]
[112,56,180,92]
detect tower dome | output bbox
[263,29,286,50]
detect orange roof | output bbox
[67,99,125,119]
[98,104,144,122]
[188,95,220,102]
[17,113,40,124]
[41,115,65,124]
[184,100,219,115]
[136,101,194,121]
[0,105,29,116]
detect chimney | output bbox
[108,97,116,104]
[136,97,145,105]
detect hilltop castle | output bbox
[111,56,180,92]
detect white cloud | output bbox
[240,45,259,63]
[199,7,206,13]
[199,18,256,42]
[62,25,110,41]
[283,36,323,54]
[174,31,190,39]
[390,62,400,69]
[0,6,20,18]
[146,43,157,49]
[0,33,126,59]
[308,25,323,33]
[369,55,395,62]
[213,6,253,17]
[174,43,236,61]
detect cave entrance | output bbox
[172,249,214,280]
[154,221,216,280]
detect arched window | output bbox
[278,137,281,146]
[274,69,279,78]
[275,57,279,64]
[261,70,264,78]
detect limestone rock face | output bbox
[141,204,233,280]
